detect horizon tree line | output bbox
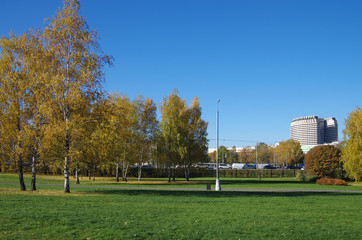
[208,139,304,166]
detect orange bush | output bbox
[316,177,347,185]
[304,145,341,178]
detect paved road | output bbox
[1,182,362,193]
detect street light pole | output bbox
[215,99,221,191]
[274,141,276,167]
[256,141,258,167]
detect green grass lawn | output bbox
[1,173,361,191]
[1,174,361,239]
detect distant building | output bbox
[290,116,338,146]
[208,147,247,154]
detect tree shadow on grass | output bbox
[97,179,312,187]
[220,179,314,185]
[82,188,362,198]
[99,180,214,186]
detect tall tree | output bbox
[24,30,50,191]
[135,97,158,181]
[42,0,112,193]
[159,91,208,181]
[101,94,135,182]
[341,107,362,182]
[183,97,208,180]
[0,31,42,190]
[159,90,188,182]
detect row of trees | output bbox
[209,139,304,167]
[0,0,208,192]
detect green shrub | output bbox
[296,171,306,181]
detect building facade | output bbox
[290,116,338,146]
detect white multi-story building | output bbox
[290,116,338,146]
[324,117,338,143]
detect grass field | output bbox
[1,174,361,239]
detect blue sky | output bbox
[1,0,361,148]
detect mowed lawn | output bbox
[1,174,361,239]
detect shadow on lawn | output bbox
[84,188,362,198]
[99,179,314,186]
[220,179,315,185]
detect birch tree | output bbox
[183,97,208,180]
[159,91,208,181]
[159,90,188,182]
[95,94,134,182]
[42,0,112,193]
[23,30,50,191]
[0,33,29,190]
[341,107,362,182]
[0,31,44,190]
[135,97,158,181]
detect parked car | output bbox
[219,163,231,169]
[232,163,245,169]
[243,164,256,169]
[263,165,276,169]
[284,165,302,169]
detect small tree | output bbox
[218,146,229,163]
[304,145,341,178]
[275,139,304,166]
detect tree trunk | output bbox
[137,162,142,181]
[43,162,48,175]
[64,155,70,193]
[187,167,190,181]
[184,162,190,181]
[31,155,37,191]
[116,163,119,182]
[76,164,80,184]
[64,123,70,193]
[138,153,143,181]
[122,163,128,182]
[93,164,96,181]
[168,166,171,183]
[18,155,26,191]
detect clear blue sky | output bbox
[1,0,361,148]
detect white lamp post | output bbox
[215,99,221,191]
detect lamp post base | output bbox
[215,179,221,191]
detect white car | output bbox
[219,163,231,169]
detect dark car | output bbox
[263,165,276,169]
[284,165,302,169]
[243,164,256,169]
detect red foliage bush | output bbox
[316,177,347,185]
[304,145,341,178]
